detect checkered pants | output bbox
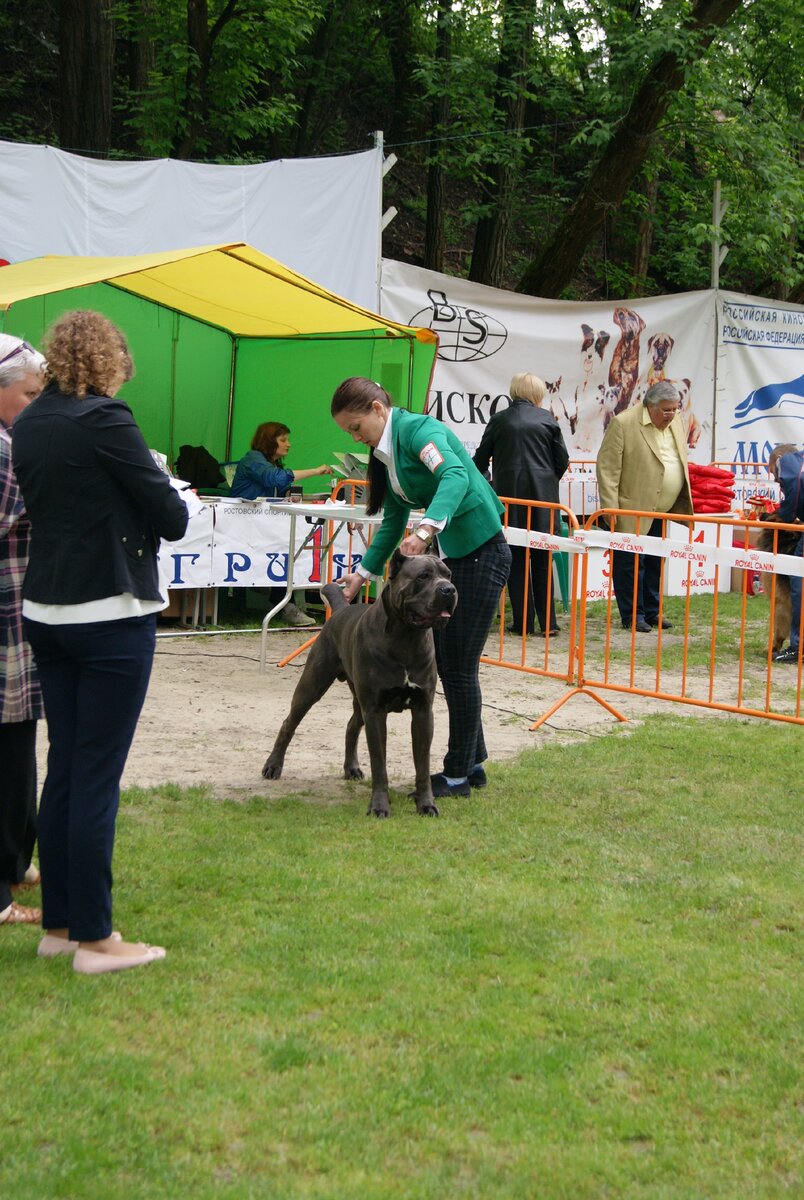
[434,535,511,778]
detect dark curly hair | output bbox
[44,311,133,399]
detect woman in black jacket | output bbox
[473,373,569,637]
[13,311,188,975]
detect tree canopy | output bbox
[0,0,801,300]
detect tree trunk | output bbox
[469,0,533,288]
[632,171,659,287]
[424,0,452,272]
[380,0,418,145]
[172,0,240,159]
[517,0,744,298]
[59,0,115,153]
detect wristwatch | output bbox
[414,526,434,546]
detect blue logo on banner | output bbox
[732,372,804,429]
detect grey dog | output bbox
[262,550,458,817]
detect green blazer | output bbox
[361,409,504,575]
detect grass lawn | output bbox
[4,716,801,1199]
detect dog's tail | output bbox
[321,581,349,612]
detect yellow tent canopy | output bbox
[0,243,437,467]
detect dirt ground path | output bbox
[72,628,663,802]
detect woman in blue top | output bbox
[230,422,333,626]
[230,422,331,500]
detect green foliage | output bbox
[115,0,321,158]
[0,0,801,297]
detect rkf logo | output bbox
[410,289,508,362]
[732,372,804,429]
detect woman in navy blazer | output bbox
[13,311,188,975]
[331,377,511,799]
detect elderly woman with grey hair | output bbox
[473,373,569,636]
[0,334,46,928]
[596,380,693,631]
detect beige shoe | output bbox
[73,945,166,975]
[38,934,79,957]
[39,930,122,958]
[280,601,316,627]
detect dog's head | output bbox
[386,549,458,630]
[582,325,610,366]
[648,332,674,370]
[613,307,646,339]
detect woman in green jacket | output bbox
[332,377,511,798]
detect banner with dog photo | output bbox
[715,291,804,477]
[380,260,717,472]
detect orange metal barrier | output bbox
[480,498,584,691]
[275,484,803,733]
[530,507,803,729]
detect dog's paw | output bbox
[262,758,283,780]
[416,801,439,817]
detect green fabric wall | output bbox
[2,281,434,491]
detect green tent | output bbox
[0,243,437,488]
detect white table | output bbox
[259,500,384,672]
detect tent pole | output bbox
[225,336,237,460]
[168,312,179,467]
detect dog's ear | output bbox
[648,334,656,350]
[581,324,594,350]
[388,548,406,580]
[596,330,610,354]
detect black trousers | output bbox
[24,615,156,941]
[611,516,664,625]
[0,719,38,911]
[435,534,512,778]
[508,546,558,635]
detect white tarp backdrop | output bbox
[380,260,718,465]
[0,140,381,308]
[715,291,804,467]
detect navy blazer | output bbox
[12,383,188,605]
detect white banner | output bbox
[0,140,381,309]
[578,526,804,579]
[715,291,804,469]
[158,500,365,590]
[380,260,716,464]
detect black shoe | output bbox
[467,766,487,789]
[623,618,652,633]
[647,616,673,630]
[773,646,800,664]
[537,627,560,637]
[430,773,471,798]
[507,625,534,635]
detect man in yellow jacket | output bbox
[596,381,692,632]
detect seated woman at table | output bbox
[230,421,333,627]
[230,422,331,500]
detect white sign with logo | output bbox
[381,260,717,466]
[715,291,804,469]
